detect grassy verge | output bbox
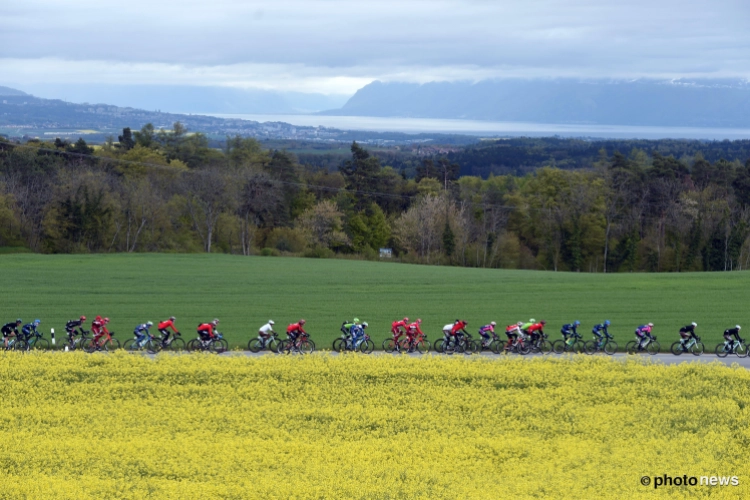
[1,253,748,349]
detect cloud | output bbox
[2,0,750,93]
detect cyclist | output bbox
[340,318,360,340]
[723,325,742,350]
[406,319,423,347]
[678,322,698,347]
[505,322,522,349]
[635,323,654,350]
[21,319,41,341]
[520,318,536,336]
[350,321,368,349]
[391,317,409,344]
[91,317,111,347]
[258,320,276,342]
[2,319,21,347]
[65,316,87,343]
[478,322,497,347]
[592,320,611,347]
[197,319,219,343]
[134,321,154,346]
[449,319,469,347]
[527,320,546,344]
[157,316,179,345]
[286,319,307,344]
[561,321,581,342]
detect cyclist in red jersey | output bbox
[450,320,469,343]
[527,320,546,343]
[406,319,423,345]
[197,319,219,342]
[158,316,179,344]
[287,319,307,342]
[391,317,409,343]
[91,317,110,345]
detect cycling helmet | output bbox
[574,320,581,326]
[540,320,547,325]
[33,319,40,324]
[736,325,742,330]
[103,317,110,323]
[692,322,697,327]
[648,323,653,327]
[529,318,536,323]
[604,320,611,326]
[15,319,21,324]
[146,321,153,327]
[268,320,275,325]
[490,321,496,326]
[517,321,523,326]
[417,318,422,324]
[300,319,306,325]
[80,315,86,321]
[212,318,220,325]
[403,317,409,322]
[353,318,360,324]
[95,315,102,321]
[362,322,368,327]
[170,316,176,321]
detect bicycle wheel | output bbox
[646,341,660,355]
[123,339,138,352]
[13,339,29,351]
[267,338,281,353]
[298,340,314,355]
[103,338,120,352]
[82,338,98,353]
[625,341,638,355]
[167,337,186,351]
[186,339,201,352]
[583,340,596,355]
[307,339,316,352]
[715,343,729,357]
[415,340,431,354]
[30,338,50,350]
[277,339,291,354]
[383,338,397,353]
[332,338,346,353]
[359,339,374,354]
[516,342,531,355]
[552,340,567,354]
[434,339,445,353]
[248,338,264,353]
[537,340,552,355]
[603,340,617,355]
[689,342,704,356]
[670,341,684,356]
[736,343,748,358]
[146,340,161,354]
[210,339,227,354]
[488,340,500,354]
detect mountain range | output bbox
[321,79,750,128]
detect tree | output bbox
[340,142,382,209]
[296,200,349,249]
[117,128,136,151]
[183,169,233,253]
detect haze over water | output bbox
[203,113,750,140]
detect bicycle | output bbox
[715,337,748,358]
[470,332,501,354]
[502,333,530,355]
[17,329,51,351]
[437,332,473,355]
[160,331,186,351]
[248,332,282,353]
[626,335,660,355]
[278,332,315,355]
[383,332,406,353]
[3,334,27,351]
[187,332,228,354]
[123,332,162,354]
[333,331,374,353]
[399,331,431,354]
[83,331,121,353]
[670,335,704,356]
[526,332,552,354]
[553,332,585,354]
[583,333,617,355]
[61,328,90,351]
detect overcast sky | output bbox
[2,0,750,95]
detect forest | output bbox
[2,122,750,273]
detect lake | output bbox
[201,113,750,140]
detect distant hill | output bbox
[321,79,750,128]
[9,84,350,115]
[0,86,28,96]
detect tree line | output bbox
[2,122,750,273]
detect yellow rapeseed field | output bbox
[0,352,747,499]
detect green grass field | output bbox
[2,253,748,350]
